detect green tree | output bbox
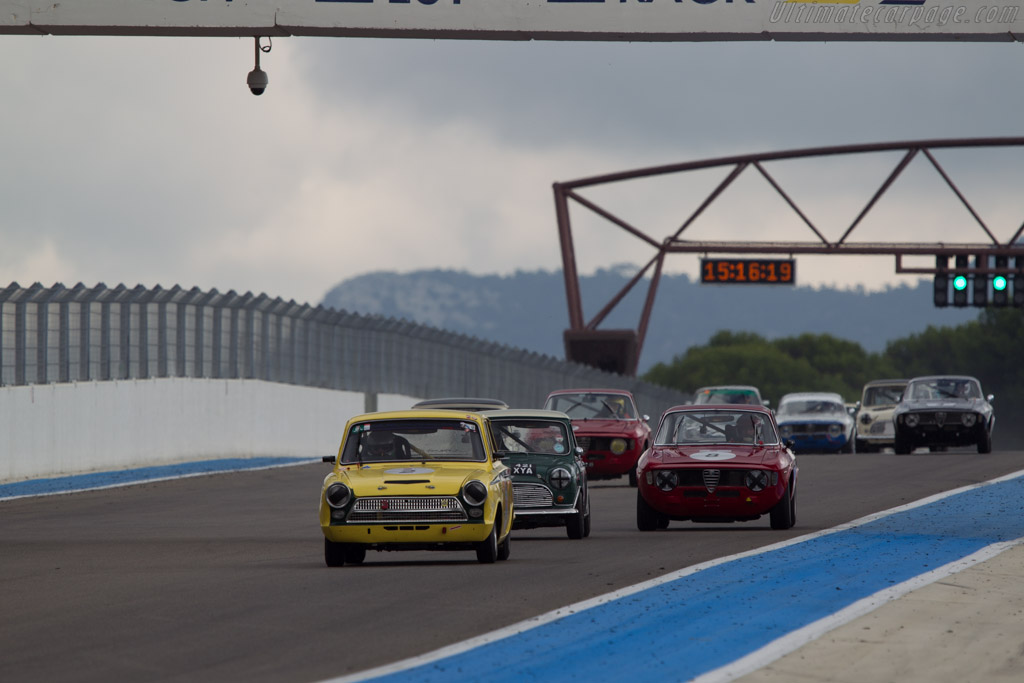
[642,309,1023,448]
[643,331,891,405]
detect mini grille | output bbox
[702,469,721,492]
[346,496,467,523]
[513,483,554,508]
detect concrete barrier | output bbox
[0,378,418,483]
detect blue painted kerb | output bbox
[0,457,316,500]
[368,475,1024,682]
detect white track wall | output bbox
[0,379,417,483]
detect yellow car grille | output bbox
[347,496,468,523]
[513,483,553,508]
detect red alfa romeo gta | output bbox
[636,404,797,530]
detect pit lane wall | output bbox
[0,378,416,483]
[0,282,689,483]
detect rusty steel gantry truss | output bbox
[553,137,1024,376]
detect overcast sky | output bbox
[3,35,1024,306]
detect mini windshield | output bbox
[656,410,779,446]
[544,393,636,420]
[777,399,845,416]
[862,385,905,407]
[692,388,760,405]
[907,379,980,400]
[341,419,486,464]
[490,420,572,456]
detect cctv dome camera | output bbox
[247,67,268,96]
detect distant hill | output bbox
[320,267,979,373]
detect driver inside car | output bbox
[361,431,407,461]
[729,416,758,444]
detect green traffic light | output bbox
[953,275,968,291]
[994,275,1008,291]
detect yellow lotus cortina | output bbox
[319,410,514,566]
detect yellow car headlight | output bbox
[325,483,352,509]
[610,438,628,455]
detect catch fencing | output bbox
[0,282,688,418]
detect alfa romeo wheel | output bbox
[770,484,795,530]
[636,491,663,531]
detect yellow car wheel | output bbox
[325,539,345,567]
[476,525,498,564]
[497,532,511,561]
[325,539,366,567]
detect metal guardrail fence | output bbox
[0,282,688,418]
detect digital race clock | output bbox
[700,258,796,285]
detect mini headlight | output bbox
[961,412,977,427]
[325,483,352,509]
[610,438,628,455]
[860,412,873,425]
[745,470,769,492]
[655,470,678,492]
[827,424,842,438]
[905,414,920,428]
[549,467,572,489]
[463,480,488,506]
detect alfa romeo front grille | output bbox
[513,483,553,508]
[702,469,721,492]
[913,411,968,426]
[677,470,748,488]
[347,496,468,523]
[578,436,611,452]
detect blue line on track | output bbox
[363,475,1024,683]
[0,457,317,500]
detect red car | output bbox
[544,389,651,486]
[636,405,797,530]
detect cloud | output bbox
[2,35,1024,306]
[0,237,79,287]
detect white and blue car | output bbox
[775,392,856,454]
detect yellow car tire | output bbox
[476,526,498,564]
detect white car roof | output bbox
[779,392,845,404]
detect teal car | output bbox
[483,409,591,539]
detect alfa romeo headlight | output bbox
[745,470,769,492]
[961,413,977,427]
[655,470,678,492]
[463,480,488,506]
[610,438,628,455]
[905,414,920,428]
[325,483,352,509]
[549,468,572,490]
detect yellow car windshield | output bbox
[341,419,486,464]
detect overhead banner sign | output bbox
[1,1,1021,41]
